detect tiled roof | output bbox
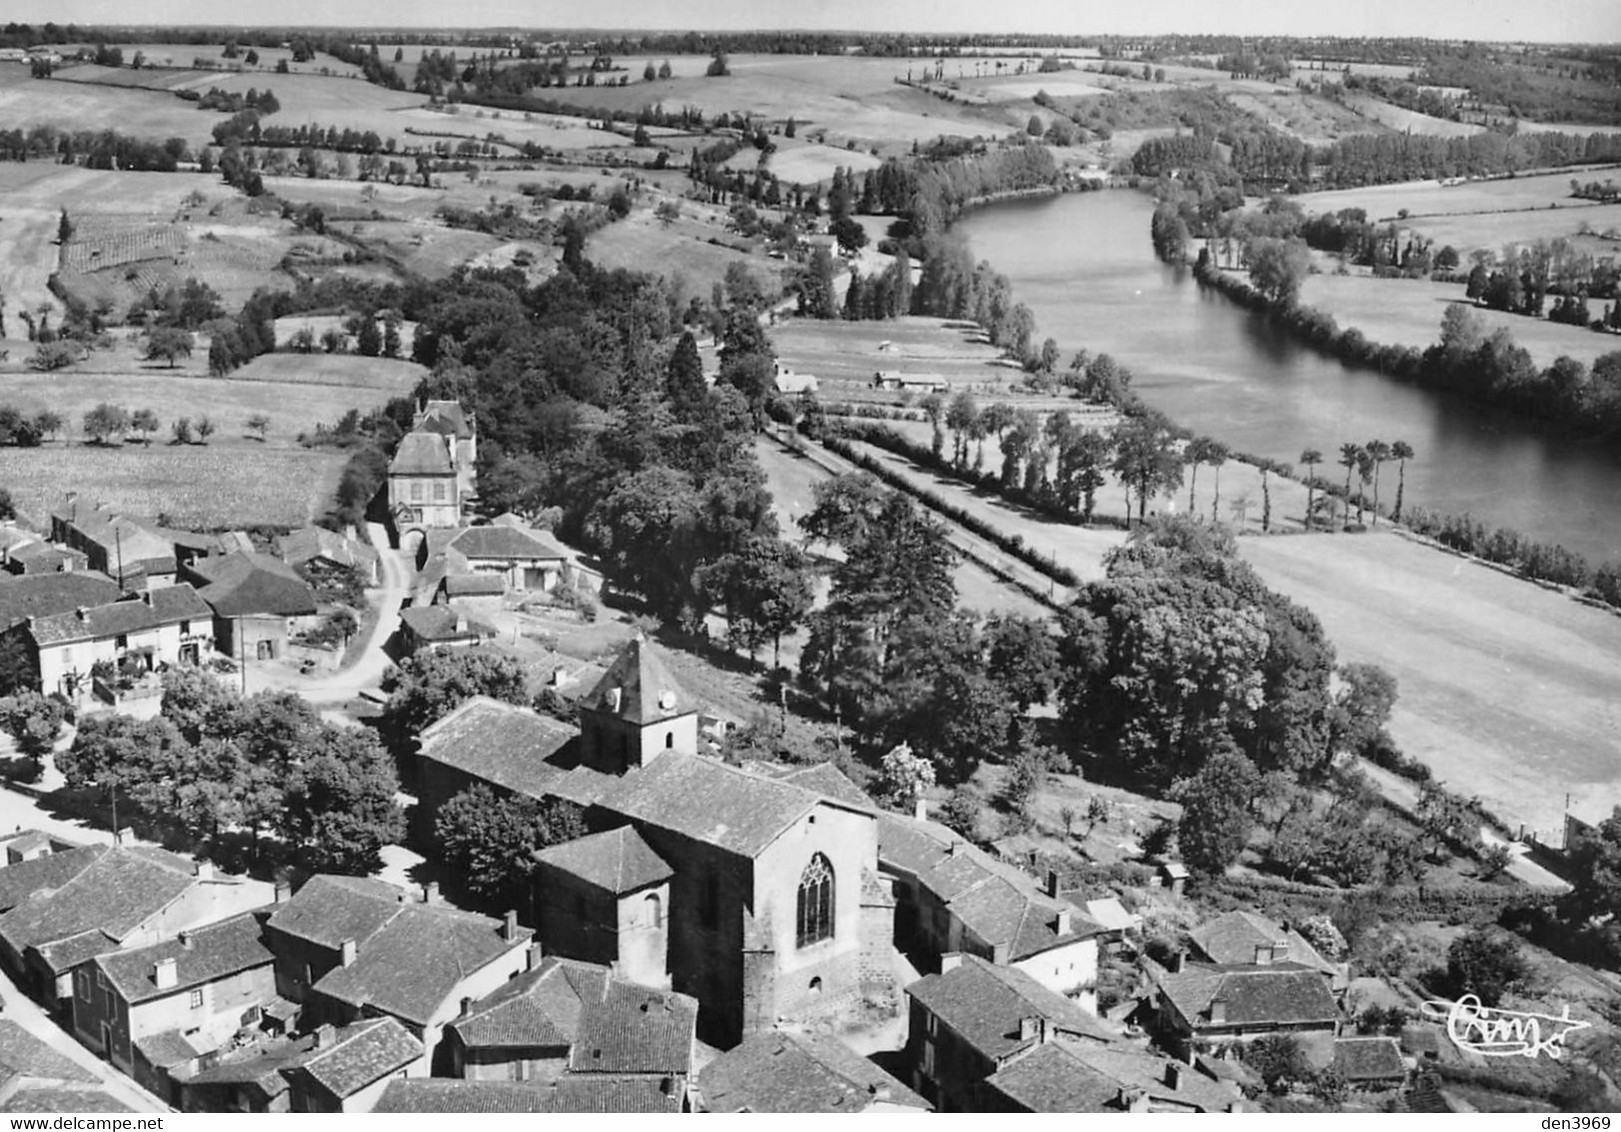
[0,526,42,553]
[0,844,102,913]
[1081,897,1139,934]
[4,1086,133,1112]
[290,1018,422,1100]
[1189,910,1336,976]
[450,526,566,561]
[28,585,212,647]
[578,635,695,725]
[0,573,120,631]
[535,826,672,896]
[906,954,1115,1061]
[416,401,473,439]
[1334,1036,1407,1081]
[265,875,403,952]
[189,553,317,617]
[51,505,175,569]
[280,527,378,573]
[96,910,274,1004]
[398,604,494,643]
[311,903,532,1027]
[598,752,823,858]
[133,1029,211,1069]
[1158,966,1340,1029]
[417,697,600,804]
[0,848,196,971]
[0,1019,99,1087]
[448,957,606,1050]
[700,1029,928,1113]
[983,1041,1120,1112]
[8,543,82,572]
[389,432,454,476]
[374,1079,553,1113]
[183,1040,310,1095]
[567,980,696,1076]
[548,1074,684,1113]
[779,762,876,810]
[1073,1045,1241,1111]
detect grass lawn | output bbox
[773,315,1023,394]
[1340,94,1485,138]
[0,69,215,145]
[1240,530,1621,840]
[1297,273,1621,370]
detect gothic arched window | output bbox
[796,853,834,948]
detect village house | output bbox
[70,910,276,1101]
[0,846,265,1017]
[0,573,121,636]
[373,1072,687,1114]
[183,552,319,662]
[903,953,1117,1112]
[414,634,891,1047]
[1149,960,1342,1058]
[388,400,477,536]
[1188,909,1350,995]
[879,810,1105,1007]
[372,1079,553,1112]
[278,526,379,587]
[980,1039,1245,1113]
[698,1029,929,1113]
[872,370,948,394]
[179,1039,312,1114]
[262,875,534,1070]
[1332,1036,1409,1091]
[49,504,177,592]
[280,1018,426,1113]
[396,606,498,655]
[24,586,215,704]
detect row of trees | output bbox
[80,402,223,446]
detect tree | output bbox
[145,326,194,368]
[435,784,585,911]
[655,199,682,227]
[1329,663,1397,758]
[171,417,193,445]
[643,60,657,82]
[129,407,159,444]
[706,51,730,77]
[278,725,404,875]
[34,411,62,443]
[355,313,382,357]
[1244,1035,1316,1095]
[28,342,77,372]
[1203,439,1231,523]
[1363,439,1392,524]
[382,650,528,758]
[1390,440,1414,521]
[82,403,130,446]
[1184,436,1216,516]
[57,209,73,244]
[658,59,672,79]
[799,246,837,320]
[945,391,978,469]
[246,412,270,441]
[939,784,982,840]
[195,416,215,445]
[876,743,937,807]
[1564,806,1621,922]
[1299,448,1323,528]
[1338,443,1363,528]
[1446,926,1529,1007]
[1026,114,1044,137]
[697,537,817,666]
[0,692,67,768]
[1111,416,1184,523]
[1171,743,1261,875]
[1247,236,1312,307]
[829,215,868,256]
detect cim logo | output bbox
[1420,995,1591,1060]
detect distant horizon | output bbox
[8,1,1621,46]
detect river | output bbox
[957,190,1621,564]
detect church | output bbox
[414,635,893,1046]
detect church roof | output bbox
[597,752,824,859]
[534,826,672,896]
[579,635,694,726]
[417,697,595,802]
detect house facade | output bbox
[25,587,215,703]
[388,401,477,536]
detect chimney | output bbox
[550,665,565,687]
[869,1083,891,1102]
[397,890,411,904]
[526,943,544,971]
[76,607,88,620]
[194,860,214,881]
[913,796,926,822]
[114,827,133,847]
[315,1023,336,1050]
[423,882,440,904]
[660,1076,678,1097]
[946,841,958,858]
[1209,997,1227,1025]
[1055,909,1071,936]
[454,614,467,634]
[1046,870,1060,898]
[459,996,474,1019]
[340,938,357,967]
[274,880,291,904]
[153,957,178,990]
[1164,1062,1183,1091]
[1273,938,1289,961]
[502,909,519,942]
[1168,951,1184,974]
[940,953,963,974]
[1018,1016,1040,1041]
[179,930,194,951]
[1254,945,1271,966]
[140,591,152,606]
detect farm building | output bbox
[184,553,319,662]
[873,371,948,394]
[773,361,818,395]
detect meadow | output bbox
[1242,529,1621,839]
[1296,272,1621,370]
[1340,93,1484,138]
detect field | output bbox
[0,69,220,146]
[56,45,362,78]
[1241,530,1621,840]
[583,207,791,297]
[1300,169,1621,221]
[1339,93,1485,138]
[0,343,420,528]
[773,316,1024,395]
[1297,273,1621,369]
[1223,89,1391,146]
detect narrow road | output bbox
[244,521,410,704]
